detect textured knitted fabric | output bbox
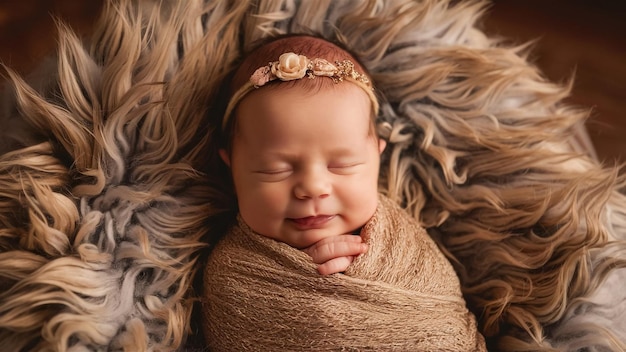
[202,195,486,351]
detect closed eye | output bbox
[256,169,291,175]
[328,162,364,174]
[253,169,292,181]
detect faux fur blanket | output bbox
[2,0,626,351]
[202,195,486,351]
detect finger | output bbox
[306,241,368,264]
[303,235,361,257]
[317,256,354,276]
[302,235,365,261]
[311,234,363,247]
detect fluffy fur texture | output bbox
[0,0,625,351]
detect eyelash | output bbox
[328,163,364,174]
[329,163,359,169]
[257,169,291,175]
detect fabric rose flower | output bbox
[311,58,337,77]
[250,66,272,87]
[271,53,309,81]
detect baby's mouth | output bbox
[290,215,335,229]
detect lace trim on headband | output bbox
[250,52,372,87]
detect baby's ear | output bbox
[219,149,231,167]
[378,139,387,154]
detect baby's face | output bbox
[223,83,385,249]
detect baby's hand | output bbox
[303,235,368,275]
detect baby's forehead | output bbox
[237,81,373,119]
[233,84,378,147]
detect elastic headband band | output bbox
[222,52,379,130]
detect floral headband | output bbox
[222,52,379,130]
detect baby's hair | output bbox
[230,34,373,95]
[220,34,379,153]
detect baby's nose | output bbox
[293,168,331,200]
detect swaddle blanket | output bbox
[202,195,486,351]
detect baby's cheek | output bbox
[237,186,285,234]
[250,184,289,210]
[339,178,378,219]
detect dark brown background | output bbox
[1,0,624,166]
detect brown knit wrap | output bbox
[202,195,486,351]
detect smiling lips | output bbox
[290,215,335,229]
